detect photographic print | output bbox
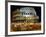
[7,1,45,35]
[11,6,41,31]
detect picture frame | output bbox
[5,1,45,36]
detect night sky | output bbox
[11,5,41,22]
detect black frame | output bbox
[5,1,45,36]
